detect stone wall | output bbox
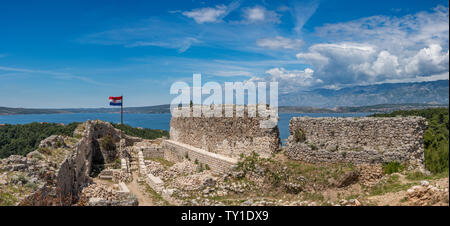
[285,117,427,168]
[133,140,164,159]
[20,120,138,206]
[163,140,237,173]
[169,107,280,158]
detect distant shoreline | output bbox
[1,103,448,115]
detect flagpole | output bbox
[120,95,123,158]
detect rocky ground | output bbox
[133,149,449,206]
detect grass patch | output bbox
[302,192,325,203]
[370,175,414,196]
[382,162,405,174]
[405,170,449,181]
[142,182,170,205]
[145,157,174,168]
[0,192,17,206]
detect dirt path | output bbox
[127,173,154,206]
[366,177,449,206]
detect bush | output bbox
[100,135,116,151]
[111,123,169,140]
[382,162,405,174]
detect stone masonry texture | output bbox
[169,106,281,159]
[285,117,427,168]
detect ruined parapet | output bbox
[133,140,164,159]
[285,117,427,168]
[169,105,280,159]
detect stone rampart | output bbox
[169,106,280,158]
[285,117,427,168]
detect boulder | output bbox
[336,171,359,188]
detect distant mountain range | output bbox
[279,80,449,107]
[1,80,448,115]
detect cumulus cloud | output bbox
[296,42,449,86]
[294,6,449,87]
[242,6,280,24]
[256,36,303,50]
[405,44,449,76]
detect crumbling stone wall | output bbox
[169,107,280,158]
[20,120,139,206]
[133,140,164,159]
[285,117,427,168]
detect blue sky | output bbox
[1,0,448,108]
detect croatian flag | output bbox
[109,96,122,106]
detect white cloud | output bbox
[371,51,401,77]
[297,42,449,86]
[125,37,201,53]
[242,6,280,24]
[292,1,319,33]
[314,5,449,53]
[249,67,322,93]
[405,44,449,75]
[182,5,228,24]
[293,6,449,87]
[256,36,303,50]
[181,1,240,24]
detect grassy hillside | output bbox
[370,108,449,174]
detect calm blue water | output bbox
[0,112,372,144]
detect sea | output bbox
[0,112,372,144]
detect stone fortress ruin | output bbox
[163,109,427,172]
[0,106,431,206]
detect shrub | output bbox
[382,162,405,174]
[100,135,116,151]
[111,123,169,140]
